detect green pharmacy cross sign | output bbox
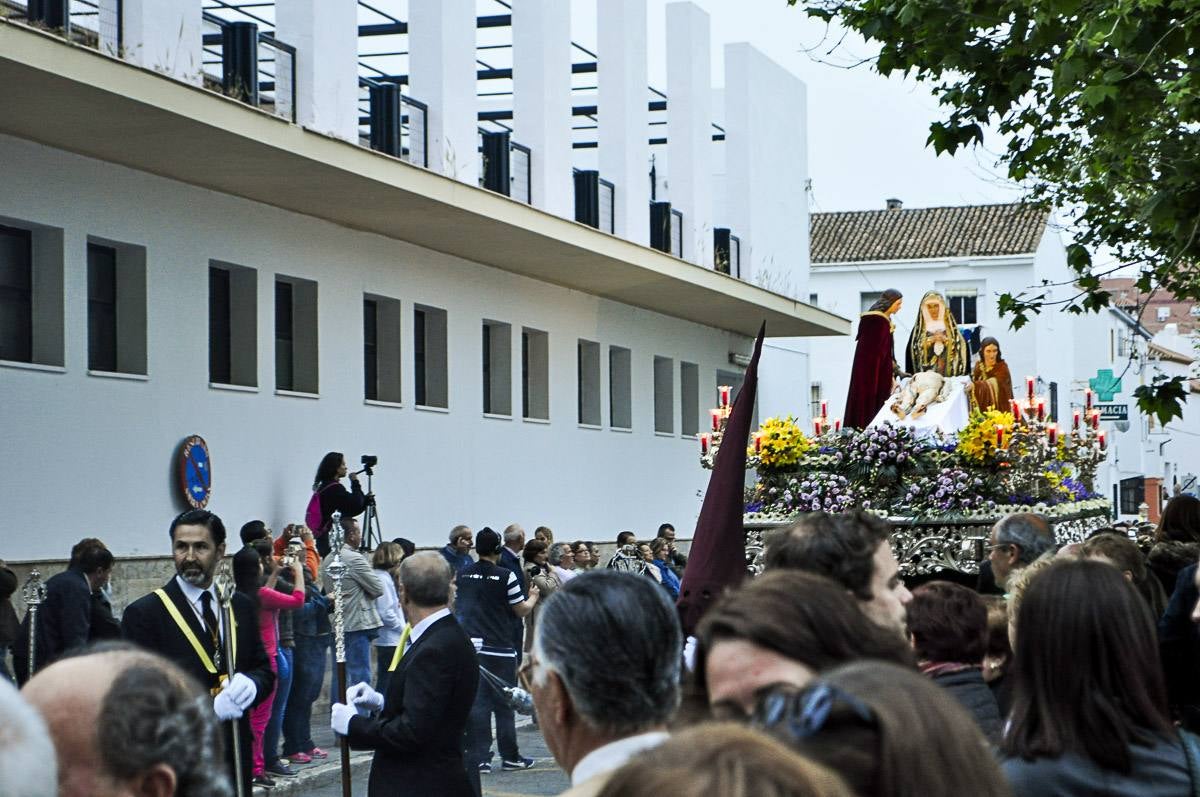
[1089,369,1123,402]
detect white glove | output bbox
[346,681,385,712]
[331,702,356,736]
[223,673,257,710]
[213,690,244,721]
[683,635,698,673]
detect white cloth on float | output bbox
[869,375,973,436]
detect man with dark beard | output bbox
[122,510,274,795]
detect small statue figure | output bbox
[905,291,970,377]
[845,289,903,429]
[891,371,948,420]
[971,336,1014,413]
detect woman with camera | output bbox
[310,452,371,556]
[235,540,305,786]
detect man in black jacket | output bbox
[13,538,114,683]
[122,509,274,795]
[334,552,479,797]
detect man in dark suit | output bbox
[14,538,114,683]
[333,551,479,797]
[122,509,274,795]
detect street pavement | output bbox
[273,721,570,796]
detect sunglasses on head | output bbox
[754,681,876,740]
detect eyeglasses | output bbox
[986,543,1015,553]
[754,682,876,740]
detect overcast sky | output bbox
[572,0,1025,214]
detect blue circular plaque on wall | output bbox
[179,435,212,509]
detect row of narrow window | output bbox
[0,224,711,434]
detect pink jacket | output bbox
[257,585,304,659]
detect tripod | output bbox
[361,467,384,551]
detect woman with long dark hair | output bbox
[1002,559,1193,795]
[235,541,304,786]
[310,451,369,557]
[971,336,1014,413]
[755,660,1011,797]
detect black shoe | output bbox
[502,756,535,770]
[478,762,492,774]
[266,761,297,777]
[252,774,275,788]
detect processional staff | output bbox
[328,510,352,797]
[214,562,247,797]
[22,569,46,682]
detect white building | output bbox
[1073,308,1200,518]
[0,1,845,560]
[778,201,1076,425]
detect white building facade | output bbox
[0,2,844,559]
[784,203,1077,426]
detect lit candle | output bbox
[1026,376,1035,403]
[834,418,842,433]
[820,400,829,419]
[1098,430,1107,451]
[996,425,1005,449]
[718,385,732,408]
[1010,399,1023,420]
[1091,410,1100,431]
[700,433,710,455]
[1085,389,1094,411]
[1072,409,1081,431]
[1047,423,1058,447]
[1037,399,1046,422]
[814,418,823,437]
[710,409,721,431]
[753,432,763,453]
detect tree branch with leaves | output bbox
[795,0,1200,421]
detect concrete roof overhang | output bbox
[0,21,848,340]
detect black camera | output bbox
[361,455,378,468]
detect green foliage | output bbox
[792,0,1200,418]
[1135,376,1189,426]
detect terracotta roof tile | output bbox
[810,203,1049,264]
[1102,278,1200,335]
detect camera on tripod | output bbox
[360,454,378,475]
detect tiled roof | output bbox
[1149,341,1194,365]
[810,203,1050,264]
[1102,277,1200,335]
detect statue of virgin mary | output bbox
[905,291,970,377]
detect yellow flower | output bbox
[750,416,813,469]
[957,410,1016,464]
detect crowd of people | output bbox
[7,457,1200,796]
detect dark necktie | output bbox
[199,591,220,651]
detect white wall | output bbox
[723,42,809,299]
[0,135,748,560]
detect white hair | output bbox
[0,679,57,797]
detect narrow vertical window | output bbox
[209,267,232,384]
[364,298,379,400]
[87,243,118,372]
[0,224,33,363]
[275,280,295,391]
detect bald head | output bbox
[400,551,453,608]
[0,679,57,797]
[22,645,229,797]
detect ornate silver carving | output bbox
[744,507,1112,577]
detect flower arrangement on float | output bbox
[706,382,1110,525]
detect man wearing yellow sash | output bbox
[122,509,274,795]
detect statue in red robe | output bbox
[845,289,903,429]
